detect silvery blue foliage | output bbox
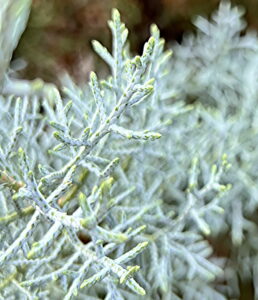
[0,1,257,299]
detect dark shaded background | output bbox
[13,0,258,84]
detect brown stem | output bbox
[0,170,25,192]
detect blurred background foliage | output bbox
[13,0,258,85]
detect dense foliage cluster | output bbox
[0,1,257,299]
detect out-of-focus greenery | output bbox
[0,0,31,83]
[14,0,258,84]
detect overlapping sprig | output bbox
[0,8,163,299]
